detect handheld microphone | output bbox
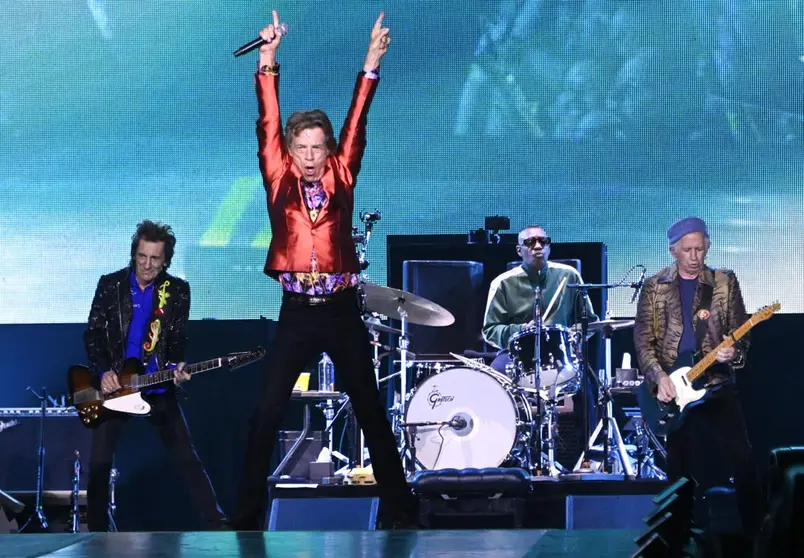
[233,23,289,57]
[630,268,647,304]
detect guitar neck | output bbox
[685,316,754,383]
[136,358,223,388]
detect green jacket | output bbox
[482,262,598,350]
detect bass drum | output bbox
[404,366,532,470]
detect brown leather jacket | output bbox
[633,263,749,394]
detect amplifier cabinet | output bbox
[0,408,91,491]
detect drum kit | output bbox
[352,214,664,480]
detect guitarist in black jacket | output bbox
[83,220,226,531]
[634,217,761,538]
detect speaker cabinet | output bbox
[402,260,485,356]
[566,494,656,529]
[267,496,379,531]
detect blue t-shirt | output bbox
[126,270,165,394]
[678,276,699,360]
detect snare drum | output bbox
[404,366,533,470]
[508,325,580,395]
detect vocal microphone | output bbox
[630,268,647,304]
[233,23,289,57]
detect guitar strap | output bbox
[694,282,714,360]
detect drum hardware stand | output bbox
[319,396,355,474]
[399,419,465,474]
[356,209,380,274]
[406,426,418,474]
[528,285,545,475]
[107,463,119,532]
[627,418,667,480]
[626,412,666,479]
[573,374,634,476]
[392,306,413,469]
[398,422,426,476]
[354,209,383,468]
[570,268,646,475]
[538,387,569,477]
[19,386,49,532]
[568,284,636,475]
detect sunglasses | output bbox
[520,236,552,249]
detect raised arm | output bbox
[255,10,288,185]
[338,13,389,176]
[362,12,390,74]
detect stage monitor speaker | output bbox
[267,496,379,531]
[402,260,484,356]
[565,494,656,529]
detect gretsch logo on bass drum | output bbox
[428,386,454,410]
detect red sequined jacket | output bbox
[255,72,378,276]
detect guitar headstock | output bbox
[227,347,266,370]
[752,302,781,323]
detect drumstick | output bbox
[449,352,500,376]
[543,276,567,320]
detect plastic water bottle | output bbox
[318,353,335,392]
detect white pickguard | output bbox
[669,366,707,412]
[103,393,151,415]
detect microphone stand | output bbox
[355,210,380,467]
[70,451,81,533]
[532,285,543,474]
[576,285,600,469]
[19,386,49,532]
[107,462,119,532]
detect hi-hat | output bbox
[360,281,455,327]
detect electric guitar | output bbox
[67,347,265,428]
[638,303,779,437]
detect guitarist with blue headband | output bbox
[634,217,769,539]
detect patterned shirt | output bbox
[279,180,358,295]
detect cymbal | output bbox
[572,319,635,336]
[362,317,404,336]
[360,281,455,327]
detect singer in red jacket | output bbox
[232,11,417,530]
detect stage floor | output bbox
[0,529,641,557]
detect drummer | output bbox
[482,225,598,374]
